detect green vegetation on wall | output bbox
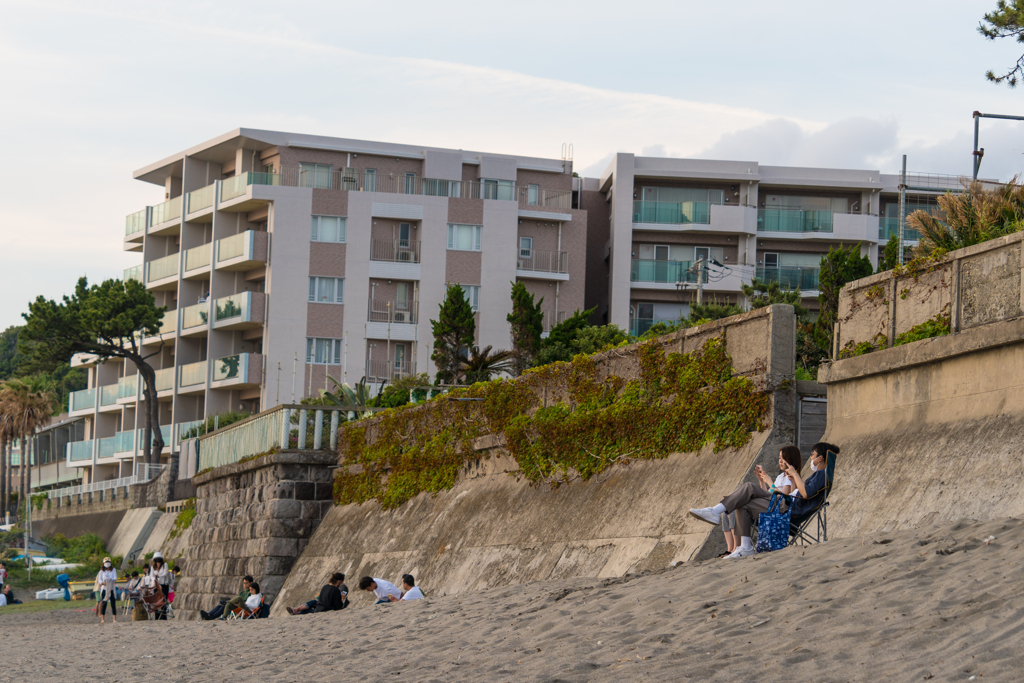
[893,311,952,347]
[335,336,771,510]
[167,498,196,540]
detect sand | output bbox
[2,516,1023,682]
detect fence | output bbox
[46,464,166,500]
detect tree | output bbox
[907,178,1024,256]
[573,325,629,355]
[688,301,744,323]
[373,373,431,409]
[980,1,1024,86]
[877,234,904,272]
[20,278,168,485]
[815,245,874,355]
[0,377,54,529]
[741,279,808,319]
[506,282,544,376]
[430,285,476,384]
[461,346,514,384]
[534,307,596,366]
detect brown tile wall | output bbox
[309,243,346,277]
[446,250,482,285]
[516,169,572,192]
[448,199,484,225]
[306,303,345,338]
[311,191,349,216]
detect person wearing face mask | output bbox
[688,443,838,559]
[94,557,118,624]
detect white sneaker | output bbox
[688,507,722,525]
[725,546,755,559]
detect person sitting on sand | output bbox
[287,573,349,615]
[358,576,402,604]
[387,574,424,602]
[689,444,836,559]
[200,576,253,621]
[241,583,263,617]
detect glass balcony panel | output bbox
[146,254,179,282]
[155,367,174,392]
[117,375,137,399]
[632,201,712,225]
[756,267,821,290]
[69,440,94,461]
[114,430,134,453]
[150,196,182,226]
[187,184,215,213]
[98,437,116,458]
[99,384,118,406]
[181,302,209,329]
[879,216,921,241]
[630,259,697,284]
[158,310,177,336]
[124,265,143,282]
[213,354,244,381]
[179,361,206,387]
[185,244,211,271]
[217,232,248,262]
[70,388,95,411]
[221,172,280,201]
[126,209,147,236]
[757,209,833,233]
[628,318,677,337]
[214,293,249,322]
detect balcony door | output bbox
[394,345,406,377]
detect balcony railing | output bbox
[214,292,251,322]
[155,367,174,392]
[68,440,94,462]
[184,244,211,271]
[158,310,177,336]
[277,167,573,209]
[630,259,699,284]
[633,200,716,225]
[126,209,147,236]
[517,249,568,274]
[69,388,95,412]
[879,216,921,241]
[370,239,421,263]
[48,464,166,499]
[756,267,820,291]
[99,384,118,406]
[114,430,135,454]
[543,310,567,332]
[124,265,143,283]
[146,253,179,283]
[212,353,256,382]
[757,208,833,233]
[368,299,419,324]
[629,318,678,337]
[151,196,182,226]
[365,359,417,382]
[117,375,138,400]
[179,360,206,387]
[181,302,208,330]
[221,172,280,202]
[187,184,215,213]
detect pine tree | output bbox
[430,285,476,384]
[980,1,1024,86]
[506,282,544,376]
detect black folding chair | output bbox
[784,449,837,546]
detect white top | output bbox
[372,578,402,601]
[245,593,262,611]
[96,568,117,595]
[153,565,170,585]
[0,593,6,607]
[773,473,792,491]
[401,586,424,601]
[141,573,158,589]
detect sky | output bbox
[2,0,1024,328]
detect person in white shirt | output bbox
[358,576,402,604]
[243,583,263,616]
[0,591,6,607]
[388,574,424,602]
[152,556,171,620]
[94,557,118,624]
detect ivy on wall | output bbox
[335,336,771,510]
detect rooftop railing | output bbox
[517,249,568,274]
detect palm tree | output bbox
[0,395,12,521]
[461,345,514,384]
[2,378,56,521]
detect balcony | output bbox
[367,299,419,341]
[179,360,207,391]
[756,267,820,292]
[113,430,135,455]
[125,209,147,238]
[213,291,265,330]
[365,358,417,383]
[149,196,183,234]
[183,244,212,277]
[186,183,215,218]
[879,216,921,242]
[757,208,833,234]
[630,259,699,285]
[136,425,173,452]
[124,265,143,283]
[629,318,679,337]
[210,353,262,388]
[215,230,268,271]
[146,253,179,288]
[516,249,569,281]
[220,171,280,205]
[69,388,95,414]
[180,302,209,336]
[371,239,420,263]
[155,367,175,394]
[117,375,138,402]
[98,383,119,409]
[633,200,714,226]
[68,440,94,462]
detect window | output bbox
[263,163,274,174]
[399,223,411,248]
[306,338,342,365]
[422,178,460,197]
[396,282,409,310]
[519,237,533,258]
[404,173,417,194]
[311,216,346,243]
[481,179,514,201]
[527,184,539,206]
[763,252,779,269]
[447,224,482,251]
[309,277,344,304]
[299,163,333,189]
[459,284,480,311]
[364,169,376,192]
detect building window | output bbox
[481,179,514,201]
[364,169,376,192]
[309,277,344,304]
[459,284,480,312]
[299,163,333,189]
[311,216,346,243]
[519,237,533,258]
[396,282,409,310]
[262,163,275,174]
[527,184,539,206]
[404,173,417,194]
[306,338,342,365]
[447,224,482,251]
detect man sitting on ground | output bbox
[200,575,254,621]
[287,573,349,615]
[387,574,424,602]
[358,576,402,604]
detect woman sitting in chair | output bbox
[234,582,263,618]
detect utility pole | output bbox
[898,155,907,262]
[972,111,1024,180]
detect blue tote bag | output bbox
[755,493,792,553]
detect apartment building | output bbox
[65,128,586,483]
[583,154,887,335]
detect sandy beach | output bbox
[2,516,1021,683]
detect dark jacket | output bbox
[314,583,349,612]
[790,469,828,518]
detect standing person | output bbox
[358,576,402,604]
[388,575,424,601]
[152,555,171,620]
[94,557,118,624]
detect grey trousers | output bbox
[721,482,773,538]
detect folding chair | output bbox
[228,595,265,620]
[787,449,838,546]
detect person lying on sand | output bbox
[287,573,350,614]
[358,576,402,604]
[689,443,837,558]
[387,574,424,602]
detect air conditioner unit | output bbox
[398,250,412,262]
[394,312,406,322]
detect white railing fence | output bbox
[47,464,166,500]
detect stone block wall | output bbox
[173,451,335,620]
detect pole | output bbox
[973,112,981,180]
[696,257,704,305]
[291,352,297,404]
[898,155,907,264]
[276,361,281,406]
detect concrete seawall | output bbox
[272,305,798,616]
